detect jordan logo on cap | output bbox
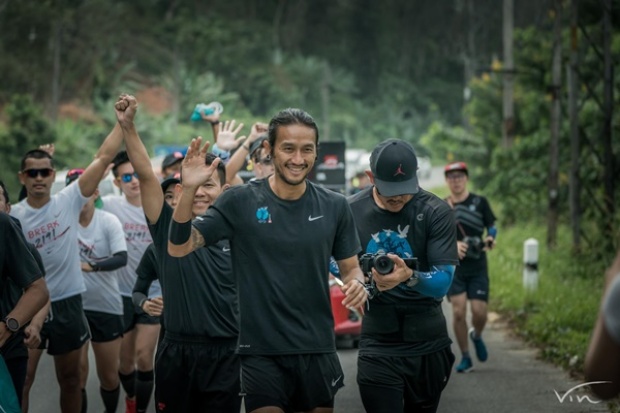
[394,164,406,177]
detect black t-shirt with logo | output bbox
[1,214,45,360]
[193,178,361,355]
[348,187,459,355]
[149,203,238,339]
[449,193,496,276]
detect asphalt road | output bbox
[25,167,610,412]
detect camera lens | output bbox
[374,255,394,275]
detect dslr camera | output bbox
[360,253,418,276]
[463,236,483,260]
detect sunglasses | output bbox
[120,172,139,183]
[23,168,54,178]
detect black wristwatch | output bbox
[2,316,20,333]
[405,272,419,288]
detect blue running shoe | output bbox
[469,327,488,362]
[455,356,473,373]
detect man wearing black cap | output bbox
[444,161,497,374]
[116,94,240,412]
[348,139,459,413]
[160,152,184,179]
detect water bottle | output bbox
[190,101,223,122]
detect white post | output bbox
[523,238,539,291]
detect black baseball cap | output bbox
[161,152,185,170]
[161,172,181,192]
[249,135,268,158]
[369,139,419,197]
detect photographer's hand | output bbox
[373,254,413,292]
[483,236,495,251]
[457,240,468,260]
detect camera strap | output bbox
[456,221,469,238]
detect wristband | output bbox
[169,219,192,245]
[89,262,99,272]
[210,120,220,126]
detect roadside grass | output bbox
[486,222,603,375]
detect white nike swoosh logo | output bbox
[223,247,231,252]
[331,375,342,387]
[194,216,204,221]
[308,215,324,221]
[80,333,89,341]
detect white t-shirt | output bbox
[79,209,127,314]
[11,182,88,301]
[101,195,161,297]
[603,274,620,344]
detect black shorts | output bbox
[241,353,343,413]
[154,332,240,413]
[122,296,160,333]
[447,271,489,302]
[357,347,455,412]
[84,310,124,343]
[38,295,90,355]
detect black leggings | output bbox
[359,384,441,413]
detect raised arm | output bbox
[78,102,125,197]
[585,250,620,399]
[168,137,219,257]
[115,94,165,224]
[225,122,268,184]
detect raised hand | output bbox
[180,137,221,189]
[39,143,55,156]
[216,120,245,151]
[114,93,138,127]
[246,122,269,145]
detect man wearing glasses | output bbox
[444,161,497,374]
[102,151,160,413]
[11,117,124,413]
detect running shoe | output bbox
[455,356,473,373]
[469,327,488,362]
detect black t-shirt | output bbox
[0,214,45,360]
[193,179,361,355]
[149,203,238,339]
[348,187,459,355]
[450,193,496,275]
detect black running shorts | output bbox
[241,353,343,412]
[84,310,124,343]
[357,347,455,413]
[154,332,240,413]
[38,294,90,355]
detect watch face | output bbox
[4,317,19,332]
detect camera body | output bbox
[463,236,483,259]
[360,253,418,276]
